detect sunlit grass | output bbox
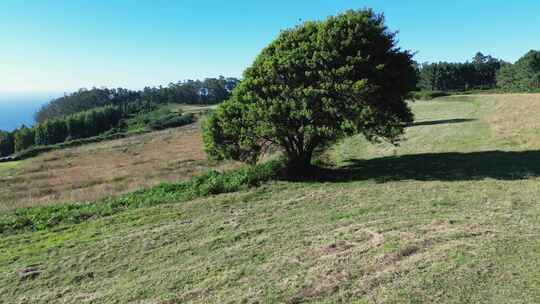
[0,123,237,210]
[0,160,21,177]
[2,94,540,303]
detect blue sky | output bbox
[1,0,539,95]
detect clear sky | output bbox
[1,0,539,95]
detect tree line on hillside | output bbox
[0,101,155,157]
[417,52,503,91]
[35,76,239,123]
[1,77,237,158]
[417,50,540,92]
[497,50,540,91]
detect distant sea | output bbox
[0,93,61,131]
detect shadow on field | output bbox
[311,150,540,182]
[410,118,476,127]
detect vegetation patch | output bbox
[125,108,195,132]
[2,106,200,162]
[0,161,20,177]
[0,160,282,234]
[9,130,145,161]
[0,122,233,209]
[204,10,415,176]
[4,6,540,302]
[409,90,449,100]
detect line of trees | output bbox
[13,126,34,153]
[417,50,540,92]
[34,88,139,124]
[417,52,504,91]
[3,76,235,157]
[497,50,540,91]
[0,102,156,156]
[0,126,33,157]
[34,105,123,146]
[35,77,239,123]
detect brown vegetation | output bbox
[483,93,540,149]
[0,123,236,210]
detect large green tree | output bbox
[203,9,416,173]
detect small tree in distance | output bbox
[203,9,416,175]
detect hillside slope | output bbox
[0,121,235,211]
[2,94,540,303]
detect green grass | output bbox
[0,160,282,234]
[124,107,195,133]
[2,94,540,303]
[332,96,492,164]
[409,90,450,100]
[173,103,218,114]
[0,161,21,177]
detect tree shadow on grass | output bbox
[305,150,540,183]
[410,118,476,127]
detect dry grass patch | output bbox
[0,123,236,210]
[482,93,540,148]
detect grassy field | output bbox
[2,94,540,303]
[162,103,218,115]
[0,161,21,178]
[0,122,236,211]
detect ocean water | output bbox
[0,94,60,131]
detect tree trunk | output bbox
[285,150,314,178]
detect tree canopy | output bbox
[417,52,504,91]
[13,125,34,153]
[35,77,239,123]
[0,130,14,157]
[497,50,540,91]
[203,9,416,173]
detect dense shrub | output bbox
[148,113,194,130]
[126,108,194,131]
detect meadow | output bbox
[0,121,235,211]
[1,94,540,303]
